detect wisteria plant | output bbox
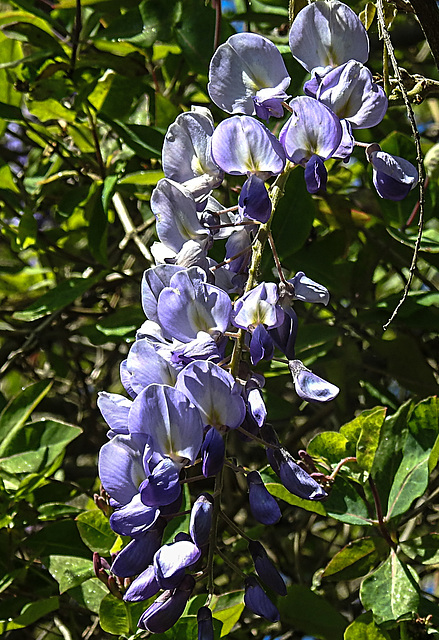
[1,1,439,639]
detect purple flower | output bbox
[316,61,388,129]
[189,492,214,547]
[249,540,287,596]
[247,470,281,525]
[271,448,327,501]
[367,145,419,201]
[197,606,214,640]
[176,360,246,429]
[124,565,160,602]
[208,33,290,117]
[138,574,195,632]
[157,267,232,343]
[244,576,280,622]
[128,384,204,465]
[162,109,223,195]
[211,116,285,180]
[201,426,225,477]
[287,271,330,305]
[154,539,201,589]
[289,0,369,73]
[280,97,342,166]
[289,359,339,403]
[151,179,210,253]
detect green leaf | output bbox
[386,398,439,520]
[76,509,116,555]
[0,101,23,120]
[277,585,348,640]
[99,115,164,160]
[27,98,76,123]
[119,170,165,185]
[84,186,108,265]
[344,611,391,639]
[0,419,81,474]
[400,533,439,565]
[387,227,439,253]
[323,537,388,581]
[0,380,52,457]
[211,591,245,637]
[340,407,387,474]
[153,616,199,640]
[370,400,413,514]
[264,480,327,515]
[0,596,59,632]
[324,475,373,526]
[27,519,91,558]
[307,431,353,465]
[360,551,419,625]
[46,555,95,593]
[68,577,108,614]
[13,272,105,321]
[162,483,191,545]
[99,593,146,636]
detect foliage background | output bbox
[0,0,438,638]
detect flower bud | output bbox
[247,470,281,525]
[249,541,287,596]
[190,492,214,548]
[138,574,196,633]
[244,576,280,622]
[197,606,214,640]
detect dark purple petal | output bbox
[110,493,160,536]
[201,426,225,477]
[139,457,182,507]
[138,574,196,632]
[249,540,287,596]
[249,324,274,365]
[238,175,272,223]
[269,307,298,360]
[304,154,327,194]
[111,522,165,577]
[273,448,327,501]
[190,492,214,547]
[247,470,281,525]
[368,149,418,200]
[154,540,201,589]
[244,576,280,622]
[197,606,214,640]
[124,565,160,602]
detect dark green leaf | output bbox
[46,555,95,593]
[0,596,59,632]
[0,380,52,456]
[401,534,439,565]
[323,537,388,581]
[76,509,116,555]
[99,115,164,159]
[360,551,419,625]
[13,272,105,321]
[0,419,81,474]
[68,578,108,615]
[277,585,348,640]
[324,475,373,526]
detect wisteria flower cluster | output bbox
[96,2,419,635]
